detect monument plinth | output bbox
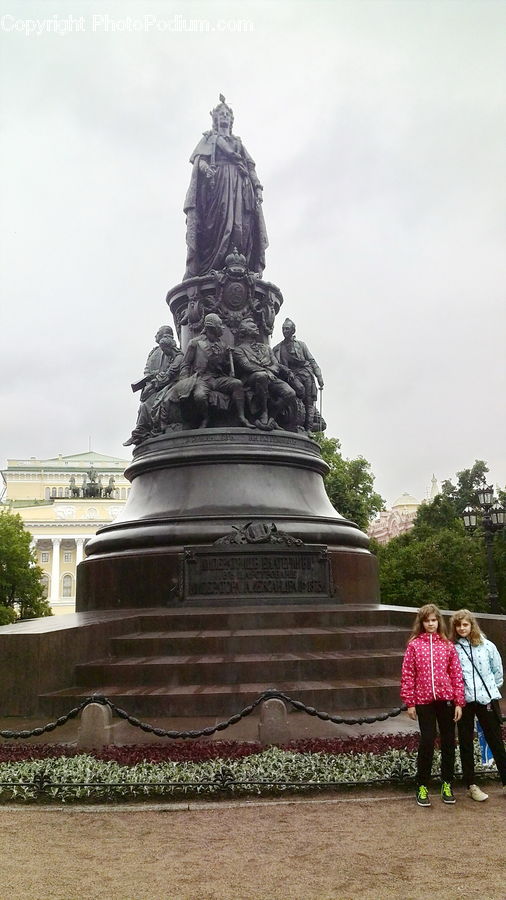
[77,96,379,612]
[78,428,377,609]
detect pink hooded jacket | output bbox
[400,632,466,707]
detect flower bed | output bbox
[0,732,422,765]
[0,732,500,804]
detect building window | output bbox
[51,488,57,498]
[64,488,70,498]
[45,488,50,500]
[41,551,49,563]
[62,574,73,598]
[58,487,63,497]
[63,551,72,563]
[41,575,50,599]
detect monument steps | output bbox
[73,647,405,687]
[111,625,406,656]
[41,676,402,718]
[120,606,394,631]
[40,604,410,718]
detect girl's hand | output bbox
[407,707,417,720]
[454,705,462,722]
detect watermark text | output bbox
[1,13,255,36]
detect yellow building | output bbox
[0,451,130,614]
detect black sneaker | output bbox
[416,785,431,807]
[441,781,456,803]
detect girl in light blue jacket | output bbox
[450,609,506,801]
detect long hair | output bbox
[408,604,448,643]
[449,609,484,646]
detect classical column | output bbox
[75,538,85,565]
[50,537,62,603]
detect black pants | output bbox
[457,700,506,787]
[416,701,456,786]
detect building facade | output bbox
[1,451,130,614]
[367,492,420,545]
[368,478,440,545]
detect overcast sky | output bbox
[1,0,505,508]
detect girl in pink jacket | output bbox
[400,603,465,807]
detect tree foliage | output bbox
[313,434,384,532]
[378,526,487,611]
[0,510,52,622]
[439,459,490,516]
[376,460,506,612]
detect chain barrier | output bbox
[0,698,94,741]
[0,690,409,741]
[1,691,504,742]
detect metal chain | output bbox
[0,698,93,740]
[0,690,411,741]
[1,690,503,742]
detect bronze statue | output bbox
[131,326,179,401]
[177,313,253,429]
[121,105,326,442]
[69,475,80,498]
[124,327,183,446]
[183,96,268,279]
[104,476,116,498]
[178,285,217,341]
[274,318,324,431]
[233,319,298,431]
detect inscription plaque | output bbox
[183,545,331,601]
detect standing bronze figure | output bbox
[183,95,268,279]
[274,318,324,431]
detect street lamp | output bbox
[462,485,506,614]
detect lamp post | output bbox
[462,485,505,614]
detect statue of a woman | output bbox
[183,96,268,279]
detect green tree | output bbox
[0,510,52,622]
[376,460,506,613]
[413,494,462,534]
[494,531,506,608]
[313,434,384,532]
[377,525,487,611]
[439,459,489,516]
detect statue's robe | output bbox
[184,131,268,279]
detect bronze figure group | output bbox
[124,97,325,446]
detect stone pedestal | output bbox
[76,429,379,611]
[258,698,290,745]
[77,702,113,750]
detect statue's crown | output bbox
[210,94,234,129]
[225,247,246,269]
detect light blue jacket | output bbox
[455,638,504,705]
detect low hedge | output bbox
[0,734,498,803]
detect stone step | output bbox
[111,625,407,657]
[41,677,402,718]
[74,648,404,687]
[127,605,403,632]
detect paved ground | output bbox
[1,788,505,900]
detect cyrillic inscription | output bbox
[184,546,330,600]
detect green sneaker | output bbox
[416,785,431,807]
[441,781,456,804]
